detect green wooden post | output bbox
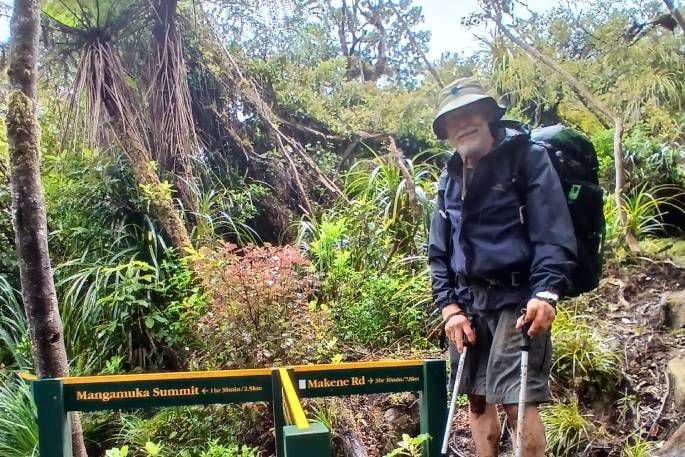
[420,360,447,457]
[271,369,286,457]
[32,379,72,457]
[283,421,330,457]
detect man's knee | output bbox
[503,403,539,427]
[468,394,487,415]
[503,404,517,427]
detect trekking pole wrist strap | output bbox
[443,310,467,327]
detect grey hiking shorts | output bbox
[449,303,553,405]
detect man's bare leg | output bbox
[502,403,546,457]
[469,395,500,457]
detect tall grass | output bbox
[187,156,264,247]
[541,400,594,456]
[605,183,685,247]
[621,184,685,239]
[0,276,31,370]
[621,434,656,457]
[55,214,204,373]
[0,374,38,457]
[342,152,439,256]
[551,307,620,397]
[299,150,440,272]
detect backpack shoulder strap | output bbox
[513,140,555,194]
[512,141,551,225]
[511,141,529,197]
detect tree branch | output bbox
[663,0,685,34]
[390,4,443,86]
[481,1,639,251]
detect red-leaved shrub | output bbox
[192,242,331,368]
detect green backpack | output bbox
[516,124,605,297]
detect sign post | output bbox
[420,360,448,457]
[26,359,446,457]
[33,378,72,457]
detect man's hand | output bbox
[516,298,556,337]
[442,304,476,353]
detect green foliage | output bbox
[492,2,685,140]
[343,153,438,256]
[603,196,624,249]
[326,268,431,349]
[0,276,32,370]
[623,129,684,186]
[0,374,38,457]
[551,307,621,398]
[639,237,685,265]
[384,433,430,457]
[621,184,684,239]
[116,406,253,457]
[261,56,439,143]
[592,127,685,190]
[603,183,685,251]
[190,180,265,247]
[39,146,207,372]
[56,244,205,373]
[309,399,337,432]
[105,441,165,457]
[541,400,595,457]
[589,129,616,186]
[42,0,143,33]
[297,154,438,350]
[200,441,257,457]
[0,169,16,280]
[621,434,656,457]
[299,214,432,349]
[299,153,440,273]
[105,446,130,457]
[43,149,138,263]
[489,44,561,125]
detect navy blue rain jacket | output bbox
[428,121,577,311]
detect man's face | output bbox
[443,102,495,159]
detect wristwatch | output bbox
[535,291,559,307]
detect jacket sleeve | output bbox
[428,172,458,310]
[523,144,577,298]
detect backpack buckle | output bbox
[518,205,526,224]
[485,278,499,288]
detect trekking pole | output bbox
[441,337,470,455]
[515,309,532,457]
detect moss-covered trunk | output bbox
[94,40,193,253]
[106,103,193,252]
[6,0,87,455]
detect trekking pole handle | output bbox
[519,308,531,350]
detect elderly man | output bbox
[428,78,576,456]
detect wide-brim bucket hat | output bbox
[432,77,506,140]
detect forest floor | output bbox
[329,251,685,457]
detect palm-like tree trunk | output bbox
[149,0,199,214]
[6,0,87,454]
[81,39,193,252]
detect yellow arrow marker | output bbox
[279,368,309,429]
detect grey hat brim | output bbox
[432,95,506,140]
